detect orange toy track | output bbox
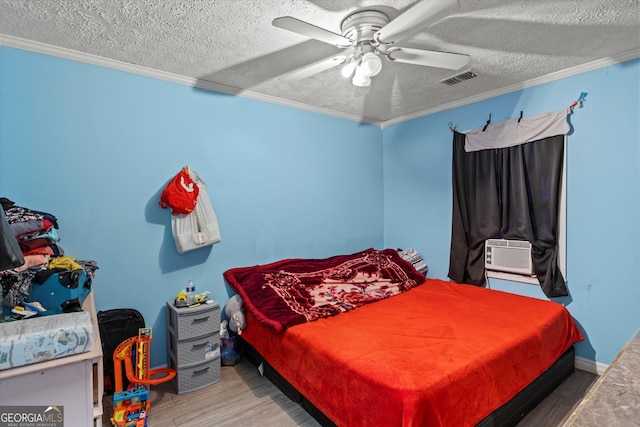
[111,328,176,427]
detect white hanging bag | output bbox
[171,167,221,254]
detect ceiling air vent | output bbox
[441,70,477,86]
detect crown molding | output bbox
[2,35,637,129]
[381,49,640,129]
[0,35,376,125]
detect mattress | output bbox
[0,311,93,370]
[240,278,583,427]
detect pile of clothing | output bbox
[0,197,98,311]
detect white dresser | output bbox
[0,292,104,427]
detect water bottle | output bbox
[186,279,196,306]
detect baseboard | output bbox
[574,356,609,375]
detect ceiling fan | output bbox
[272,0,470,87]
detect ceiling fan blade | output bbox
[375,0,460,44]
[279,54,347,82]
[272,16,352,47]
[387,47,469,70]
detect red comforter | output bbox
[240,278,583,427]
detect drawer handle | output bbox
[193,367,210,375]
[192,342,208,349]
[192,316,210,323]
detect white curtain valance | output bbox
[464,107,570,152]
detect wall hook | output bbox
[482,113,492,132]
[570,92,588,112]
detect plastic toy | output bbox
[175,290,187,307]
[10,301,46,319]
[225,294,246,335]
[110,328,176,427]
[175,290,211,308]
[11,305,37,318]
[195,291,211,304]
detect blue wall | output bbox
[2,45,638,367]
[0,47,384,367]
[383,58,640,365]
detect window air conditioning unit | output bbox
[485,239,534,276]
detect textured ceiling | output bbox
[1,0,639,125]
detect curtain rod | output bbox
[448,92,588,133]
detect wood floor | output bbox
[102,360,598,427]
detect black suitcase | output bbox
[97,308,145,392]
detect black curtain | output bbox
[448,131,568,298]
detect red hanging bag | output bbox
[159,166,200,215]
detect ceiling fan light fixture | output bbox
[351,67,371,87]
[341,60,357,78]
[360,52,382,77]
[272,4,469,89]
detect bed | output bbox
[224,248,583,427]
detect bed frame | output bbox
[243,341,575,427]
